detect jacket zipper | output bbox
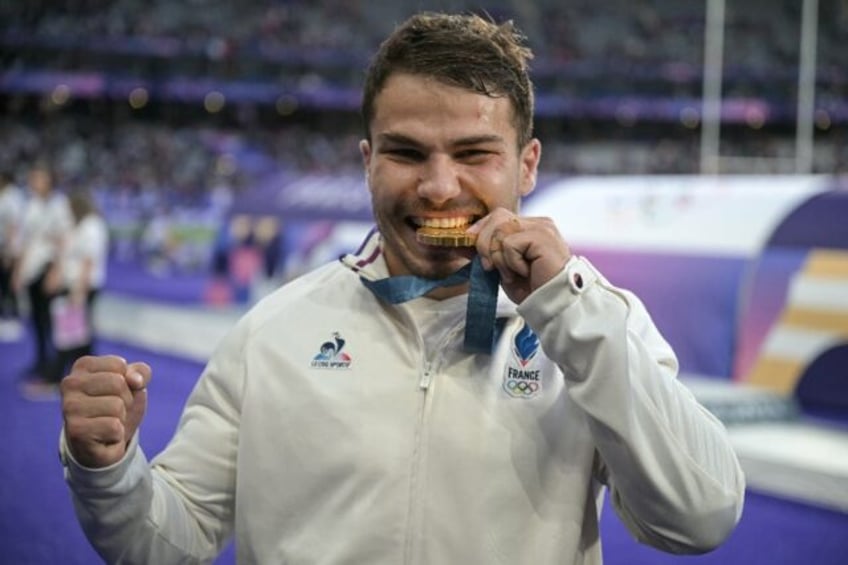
[405,321,464,564]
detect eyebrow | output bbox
[378,132,505,148]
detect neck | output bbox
[425,281,470,300]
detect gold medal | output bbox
[416,226,477,247]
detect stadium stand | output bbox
[2,0,847,186]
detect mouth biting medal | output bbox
[416,226,477,247]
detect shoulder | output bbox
[242,260,365,332]
[51,192,70,208]
[47,193,73,220]
[82,213,108,232]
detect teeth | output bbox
[416,216,474,229]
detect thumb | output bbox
[124,362,152,442]
[125,388,148,442]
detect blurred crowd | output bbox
[4,0,847,82]
[1,1,846,276]
[1,111,845,204]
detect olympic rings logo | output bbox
[505,379,540,397]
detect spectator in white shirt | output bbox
[12,162,72,380]
[0,171,25,340]
[24,190,110,397]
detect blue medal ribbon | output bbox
[360,255,500,353]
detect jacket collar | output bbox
[339,226,520,319]
[338,226,390,282]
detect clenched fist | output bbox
[61,355,152,468]
[468,207,571,305]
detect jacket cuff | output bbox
[518,255,601,320]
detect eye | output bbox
[456,149,492,162]
[384,148,424,162]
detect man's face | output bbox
[29,169,52,198]
[361,73,540,279]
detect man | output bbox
[60,13,745,564]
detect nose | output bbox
[417,154,461,205]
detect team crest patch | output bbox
[310,332,352,369]
[503,322,542,398]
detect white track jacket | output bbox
[61,230,745,564]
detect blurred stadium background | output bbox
[2,1,848,563]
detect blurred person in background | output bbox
[254,215,284,281]
[58,12,744,564]
[12,161,72,380]
[22,190,109,399]
[139,204,177,277]
[0,170,25,341]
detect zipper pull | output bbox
[419,363,433,390]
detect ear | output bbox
[519,138,541,198]
[360,139,372,169]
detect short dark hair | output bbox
[361,12,535,148]
[68,190,98,222]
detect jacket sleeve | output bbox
[517,256,745,554]
[60,316,249,564]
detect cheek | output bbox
[368,169,405,218]
[370,162,417,198]
[472,167,521,206]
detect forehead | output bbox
[371,73,517,143]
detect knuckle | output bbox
[108,372,127,393]
[58,375,77,395]
[63,418,85,439]
[62,395,83,417]
[72,355,97,372]
[107,396,126,418]
[106,418,125,440]
[78,354,125,374]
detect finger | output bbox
[72,354,128,376]
[64,415,132,468]
[65,415,127,448]
[61,369,134,412]
[490,238,530,284]
[468,208,518,240]
[124,387,149,441]
[492,251,515,283]
[501,239,532,279]
[486,214,522,245]
[471,210,522,269]
[485,218,524,277]
[60,373,131,411]
[126,362,152,391]
[64,394,128,421]
[77,371,133,397]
